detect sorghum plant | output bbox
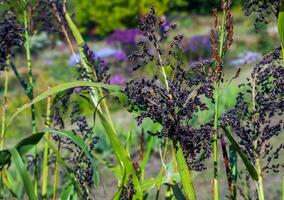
[1,0,284,199]
[126,6,216,199]
[222,47,284,200]
[209,0,234,198]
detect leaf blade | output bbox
[5,81,122,130]
[221,126,258,181]
[9,148,37,200]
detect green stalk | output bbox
[252,73,265,200]
[175,146,196,200]
[63,11,143,199]
[213,80,220,200]
[23,5,37,196]
[52,143,60,200]
[278,0,284,62]
[42,90,51,199]
[213,8,227,200]
[0,61,9,150]
[23,4,36,134]
[155,139,169,199]
[255,159,265,200]
[282,176,284,200]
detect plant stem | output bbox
[52,143,60,200]
[255,158,265,200]
[175,146,196,200]
[0,63,9,150]
[213,8,227,200]
[213,80,220,200]
[42,88,51,199]
[23,7,36,134]
[155,139,169,200]
[282,176,284,200]
[252,73,265,200]
[23,5,37,196]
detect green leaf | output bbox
[221,126,258,181]
[112,91,128,104]
[140,136,155,171]
[6,81,122,130]
[278,9,284,59]
[164,183,186,200]
[15,132,45,156]
[175,146,196,200]
[229,144,238,184]
[60,184,75,200]
[0,150,10,169]
[98,113,143,199]
[9,148,37,200]
[0,133,45,168]
[141,173,181,191]
[112,165,126,200]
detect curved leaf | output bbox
[16,132,45,156]
[0,150,10,169]
[221,126,258,181]
[60,184,75,200]
[175,146,196,200]
[112,163,126,200]
[5,81,122,130]
[9,148,37,200]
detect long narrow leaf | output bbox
[16,132,44,156]
[98,113,143,199]
[175,146,196,200]
[0,133,44,168]
[221,126,258,181]
[5,81,122,130]
[9,148,37,200]
[278,5,284,48]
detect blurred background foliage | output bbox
[71,0,244,36]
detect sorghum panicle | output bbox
[243,0,280,26]
[128,6,178,71]
[82,43,110,83]
[210,0,234,80]
[222,47,284,173]
[125,8,215,171]
[0,12,24,70]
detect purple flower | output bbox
[114,50,127,61]
[106,28,141,45]
[109,74,126,86]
